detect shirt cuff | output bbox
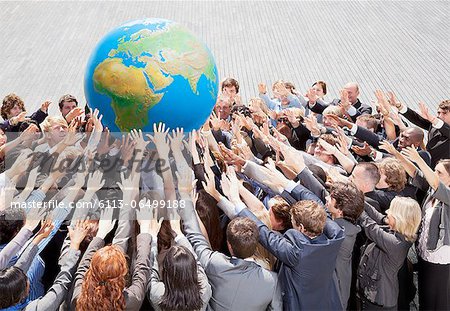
[371,150,383,161]
[399,105,407,114]
[349,124,358,136]
[347,105,357,116]
[234,202,247,214]
[432,118,444,129]
[284,180,298,193]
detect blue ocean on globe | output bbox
[84,18,218,133]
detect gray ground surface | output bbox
[0,0,448,117]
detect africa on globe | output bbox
[84,18,219,133]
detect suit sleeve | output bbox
[178,195,217,270]
[71,237,105,307]
[359,211,401,253]
[124,233,153,310]
[354,126,382,149]
[268,275,283,311]
[402,107,432,130]
[308,98,329,114]
[25,248,81,311]
[297,168,328,203]
[238,209,300,267]
[286,183,324,206]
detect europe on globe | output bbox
[84,18,219,133]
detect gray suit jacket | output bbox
[179,195,282,311]
[358,204,412,308]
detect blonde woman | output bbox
[358,197,422,310]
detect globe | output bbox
[84,18,219,133]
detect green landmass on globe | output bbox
[85,19,218,132]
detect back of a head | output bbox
[0,266,28,309]
[226,217,259,259]
[0,208,25,245]
[269,195,292,231]
[387,197,422,242]
[77,245,128,311]
[290,200,326,237]
[357,162,381,188]
[379,158,407,192]
[407,127,425,145]
[330,182,365,223]
[160,245,203,311]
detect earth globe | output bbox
[84,18,219,133]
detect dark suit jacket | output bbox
[239,208,344,311]
[309,98,372,121]
[402,108,450,168]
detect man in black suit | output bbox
[307,82,372,121]
[397,99,450,168]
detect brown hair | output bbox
[159,245,203,311]
[356,114,379,131]
[221,78,239,93]
[438,159,450,175]
[330,182,365,223]
[77,245,127,311]
[439,99,450,112]
[195,190,224,251]
[356,162,381,185]
[290,200,326,237]
[312,80,327,95]
[379,158,407,192]
[269,195,292,230]
[226,217,259,259]
[58,94,78,110]
[1,93,25,120]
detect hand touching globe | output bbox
[84,18,218,133]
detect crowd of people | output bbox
[0,77,449,311]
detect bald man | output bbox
[308,82,372,122]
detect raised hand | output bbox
[324,114,353,128]
[147,123,171,158]
[40,100,51,113]
[284,108,300,127]
[306,88,318,103]
[258,83,267,94]
[218,142,246,169]
[401,145,421,163]
[24,204,48,232]
[418,102,437,123]
[32,219,55,245]
[387,91,403,110]
[278,143,306,174]
[96,207,116,239]
[65,107,84,125]
[351,142,372,157]
[119,134,136,166]
[137,198,156,234]
[379,140,399,155]
[262,158,290,194]
[210,111,222,131]
[130,128,147,152]
[201,168,221,201]
[68,220,90,250]
[225,166,242,204]
[86,170,105,193]
[175,169,195,195]
[168,127,185,152]
[96,127,111,156]
[90,108,104,133]
[339,89,351,111]
[333,126,351,156]
[10,111,30,126]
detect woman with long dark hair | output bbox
[148,220,211,311]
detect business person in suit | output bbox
[307,82,372,122]
[176,171,282,311]
[397,99,450,168]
